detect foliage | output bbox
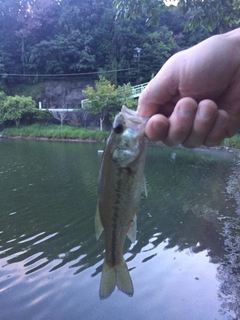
[0,95,36,126]
[222,133,240,148]
[113,0,240,33]
[0,0,216,91]
[83,76,137,130]
[139,26,177,80]
[83,76,118,130]
[33,109,52,124]
[3,124,109,140]
[113,0,167,25]
[0,91,7,107]
[178,0,240,33]
[116,83,137,109]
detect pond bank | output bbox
[2,124,240,150]
[2,124,109,142]
[2,134,104,143]
[2,133,239,155]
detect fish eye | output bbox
[113,123,124,134]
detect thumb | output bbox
[137,55,180,118]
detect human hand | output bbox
[137,28,240,147]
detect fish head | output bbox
[109,106,147,167]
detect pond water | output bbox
[0,139,240,320]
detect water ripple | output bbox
[18,232,46,244]
[33,232,58,245]
[0,141,238,319]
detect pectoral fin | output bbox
[95,204,103,240]
[127,215,137,243]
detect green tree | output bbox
[113,0,240,33]
[0,92,7,114]
[116,83,137,109]
[28,0,99,75]
[0,90,6,101]
[0,95,36,127]
[83,76,136,130]
[15,0,58,75]
[179,0,240,33]
[0,0,215,92]
[33,109,52,124]
[0,0,59,78]
[136,26,177,82]
[114,0,166,25]
[83,76,118,131]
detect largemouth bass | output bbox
[95,105,147,300]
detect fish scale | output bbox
[95,106,148,300]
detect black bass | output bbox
[95,105,148,300]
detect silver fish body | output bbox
[95,106,147,299]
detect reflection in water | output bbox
[0,139,240,319]
[0,140,101,279]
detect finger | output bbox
[137,57,180,118]
[182,100,218,148]
[163,97,198,146]
[203,110,229,147]
[137,82,174,118]
[144,114,169,141]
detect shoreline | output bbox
[2,134,238,153]
[2,134,104,143]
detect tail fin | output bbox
[99,259,134,300]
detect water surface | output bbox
[0,139,240,320]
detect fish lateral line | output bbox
[96,105,147,299]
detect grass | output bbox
[222,134,240,148]
[3,124,109,141]
[3,125,240,148]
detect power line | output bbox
[0,68,135,78]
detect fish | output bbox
[95,105,148,300]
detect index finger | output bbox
[137,59,180,118]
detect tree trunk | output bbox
[100,118,104,131]
[21,37,26,75]
[15,119,20,127]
